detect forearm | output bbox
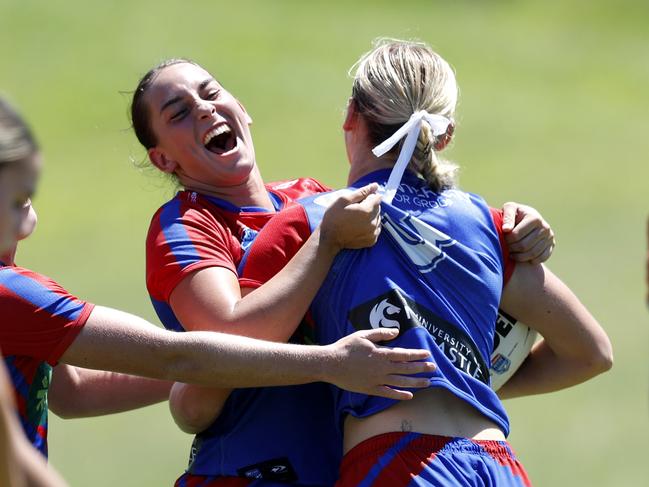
[49,365,172,419]
[1,435,68,487]
[0,397,18,487]
[61,306,334,388]
[498,340,609,399]
[499,263,613,398]
[169,228,337,342]
[215,227,338,340]
[9,438,68,487]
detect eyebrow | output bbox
[159,78,216,114]
[199,78,214,90]
[160,96,183,114]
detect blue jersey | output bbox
[239,169,512,436]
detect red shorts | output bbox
[337,432,532,486]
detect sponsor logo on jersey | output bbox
[237,457,297,482]
[382,210,456,273]
[369,298,404,329]
[493,309,517,351]
[349,289,489,383]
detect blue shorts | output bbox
[337,432,532,486]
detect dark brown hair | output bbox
[130,58,198,149]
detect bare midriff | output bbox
[344,387,505,454]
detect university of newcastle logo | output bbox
[349,289,489,384]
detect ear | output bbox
[236,100,253,125]
[148,147,178,174]
[343,98,359,132]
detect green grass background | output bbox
[2,0,648,485]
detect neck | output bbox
[346,145,395,185]
[0,248,15,266]
[182,166,274,210]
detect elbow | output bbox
[593,337,614,375]
[50,404,78,420]
[168,384,216,435]
[49,389,83,420]
[171,406,211,435]
[49,370,83,419]
[582,335,614,378]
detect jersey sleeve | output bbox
[146,200,240,302]
[0,267,94,365]
[238,204,312,289]
[489,208,516,287]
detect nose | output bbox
[196,99,216,119]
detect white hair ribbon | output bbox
[372,110,451,204]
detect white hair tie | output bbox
[372,110,451,204]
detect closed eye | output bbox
[170,107,189,121]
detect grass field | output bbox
[2,0,648,485]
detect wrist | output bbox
[316,225,342,257]
[309,344,339,384]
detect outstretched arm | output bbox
[59,306,433,393]
[497,263,612,399]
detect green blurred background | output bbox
[2,0,648,485]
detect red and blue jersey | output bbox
[0,261,93,456]
[146,178,345,485]
[239,169,515,436]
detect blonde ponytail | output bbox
[351,39,459,191]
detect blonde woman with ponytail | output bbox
[234,39,612,486]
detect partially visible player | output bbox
[0,199,175,423]
[131,59,556,485]
[234,40,613,486]
[0,96,435,460]
[0,354,67,487]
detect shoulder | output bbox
[147,191,229,240]
[0,265,89,321]
[440,190,493,223]
[0,265,65,297]
[267,177,332,201]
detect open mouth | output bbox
[203,124,237,155]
